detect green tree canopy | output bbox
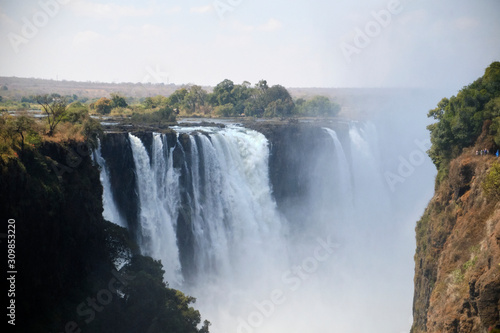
[427,61,500,175]
[167,88,189,112]
[111,93,128,108]
[295,95,340,117]
[122,256,210,333]
[93,97,113,115]
[212,79,236,106]
[184,85,207,114]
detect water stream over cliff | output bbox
[95,120,434,332]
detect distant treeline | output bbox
[0,79,341,120]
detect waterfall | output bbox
[177,127,287,285]
[95,121,431,333]
[348,122,390,220]
[92,141,126,228]
[322,127,353,216]
[128,133,183,286]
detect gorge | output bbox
[94,109,436,332]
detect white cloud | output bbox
[190,5,212,13]
[70,0,154,20]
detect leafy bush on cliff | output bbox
[482,162,500,199]
[427,62,500,174]
[131,105,177,125]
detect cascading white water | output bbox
[96,120,434,333]
[322,127,354,222]
[173,127,290,330]
[348,122,391,220]
[128,133,183,287]
[92,141,126,228]
[177,127,288,283]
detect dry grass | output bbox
[41,122,84,143]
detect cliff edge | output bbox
[411,62,500,333]
[412,151,500,332]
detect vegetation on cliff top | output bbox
[427,61,500,181]
[0,104,210,332]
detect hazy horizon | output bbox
[1,0,499,92]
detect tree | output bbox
[300,96,340,117]
[35,94,68,136]
[64,102,88,124]
[94,97,113,115]
[427,62,500,176]
[184,85,207,114]
[244,80,270,117]
[212,79,235,106]
[144,97,156,109]
[428,98,449,120]
[231,83,251,115]
[144,95,169,109]
[168,88,189,112]
[213,103,235,117]
[259,85,295,118]
[122,256,210,333]
[264,98,295,118]
[130,105,176,126]
[111,93,128,108]
[82,117,103,149]
[295,98,306,108]
[154,105,176,125]
[3,115,36,156]
[256,79,268,92]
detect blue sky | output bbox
[0,0,499,90]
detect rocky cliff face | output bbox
[412,153,500,332]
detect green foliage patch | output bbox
[482,162,500,198]
[427,62,500,176]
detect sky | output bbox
[0,0,499,90]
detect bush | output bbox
[93,97,113,115]
[295,95,340,117]
[482,162,500,199]
[64,102,88,124]
[131,105,176,125]
[213,103,235,117]
[82,117,103,149]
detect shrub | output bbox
[482,162,500,199]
